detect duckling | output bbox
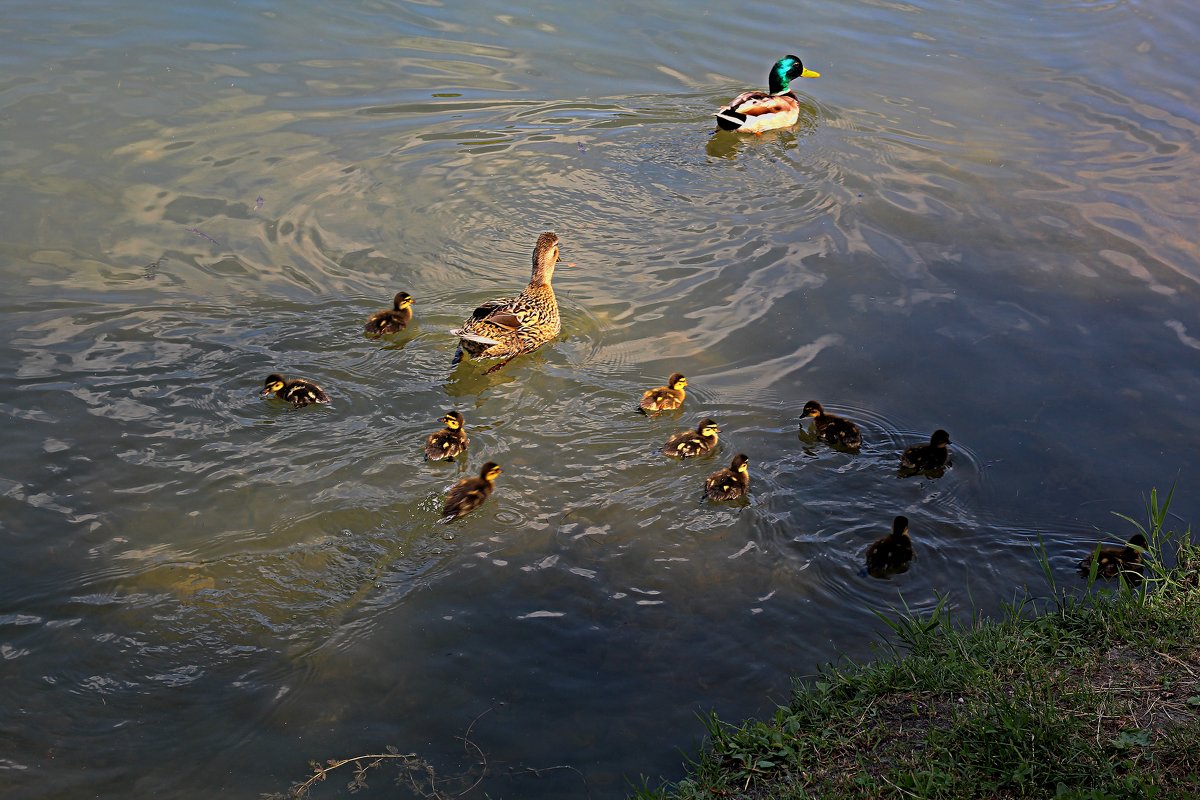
[260,373,329,407]
[800,400,862,450]
[662,418,720,458]
[1077,533,1148,583]
[364,291,414,338]
[704,454,750,502]
[865,516,914,577]
[715,55,821,134]
[900,429,952,473]
[639,373,688,414]
[451,232,566,371]
[440,461,502,523]
[424,411,469,462]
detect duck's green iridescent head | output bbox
[769,55,821,95]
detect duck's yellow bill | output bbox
[801,68,821,78]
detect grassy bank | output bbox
[635,490,1200,800]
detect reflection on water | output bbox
[1,0,1199,797]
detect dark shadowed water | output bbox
[2,1,1199,797]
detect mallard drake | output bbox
[364,291,414,338]
[424,411,469,462]
[441,461,502,523]
[451,232,565,370]
[1077,533,1148,583]
[704,453,750,502]
[800,400,862,449]
[663,418,720,458]
[715,55,821,134]
[865,516,914,577]
[639,373,688,414]
[260,373,329,407]
[900,429,952,473]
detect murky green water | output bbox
[2,0,1198,797]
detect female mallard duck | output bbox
[865,516,914,577]
[440,461,502,523]
[451,232,565,371]
[900,429,952,473]
[260,373,329,407]
[662,418,720,458]
[639,373,688,414]
[800,400,862,450]
[704,453,750,502]
[715,55,821,134]
[424,411,469,462]
[1077,533,1148,583]
[364,291,414,338]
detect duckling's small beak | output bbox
[260,386,273,396]
[801,68,820,79]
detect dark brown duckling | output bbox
[865,516,914,577]
[900,429,951,473]
[800,400,862,449]
[440,461,502,523]
[704,453,750,502]
[1077,533,1147,583]
[260,373,330,407]
[424,411,469,462]
[662,418,720,458]
[364,291,414,338]
[639,373,688,414]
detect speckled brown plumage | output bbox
[663,418,720,459]
[364,291,413,338]
[801,400,862,450]
[424,411,469,462]
[451,233,564,367]
[441,462,502,522]
[260,373,329,407]
[639,373,687,414]
[704,454,750,502]
[865,516,914,578]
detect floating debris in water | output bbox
[186,227,223,248]
[143,256,166,280]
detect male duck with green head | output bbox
[715,55,820,134]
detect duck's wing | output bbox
[716,91,800,132]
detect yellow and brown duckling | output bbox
[865,516,914,578]
[900,429,952,473]
[364,291,414,338]
[424,410,469,462]
[715,55,821,134]
[704,454,750,502]
[440,461,502,523]
[260,373,330,407]
[800,400,862,450]
[1077,533,1148,583]
[639,373,688,415]
[662,417,720,459]
[451,232,566,371]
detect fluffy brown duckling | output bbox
[260,373,330,407]
[865,516,914,577]
[800,400,862,449]
[639,373,688,414]
[440,461,502,523]
[900,429,951,473]
[364,291,414,338]
[704,454,750,502]
[1077,533,1148,583]
[662,418,720,458]
[424,411,469,462]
